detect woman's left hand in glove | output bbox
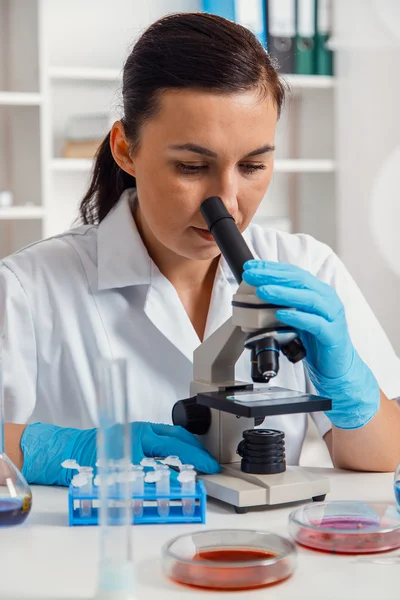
[243,259,380,430]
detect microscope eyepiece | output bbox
[200,196,253,284]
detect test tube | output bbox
[131,465,145,518]
[140,457,157,468]
[95,358,135,600]
[77,466,94,518]
[155,464,171,518]
[178,464,196,517]
[162,455,182,469]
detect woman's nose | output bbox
[207,177,239,220]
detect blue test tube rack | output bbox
[67,480,207,526]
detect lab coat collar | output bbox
[97,189,152,291]
[97,188,258,291]
[96,188,261,361]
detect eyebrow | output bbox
[168,143,275,158]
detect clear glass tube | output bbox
[0,334,32,526]
[95,358,135,600]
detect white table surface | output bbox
[1,467,399,600]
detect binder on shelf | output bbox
[295,0,316,75]
[202,0,267,48]
[266,0,296,74]
[202,0,235,22]
[234,0,267,48]
[315,0,333,75]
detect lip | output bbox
[192,227,215,242]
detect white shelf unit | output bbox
[0,92,43,106]
[0,0,337,259]
[284,74,334,90]
[0,206,45,219]
[48,67,122,82]
[51,157,336,174]
[0,0,44,258]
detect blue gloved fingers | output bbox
[256,285,341,322]
[21,423,97,486]
[276,309,337,346]
[143,434,220,474]
[149,423,205,450]
[243,263,334,298]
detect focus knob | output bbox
[172,397,211,435]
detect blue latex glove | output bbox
[243,260,380,430]
[21,421,220,486]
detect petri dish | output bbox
[162,529,296,591]
[289,501,400,554]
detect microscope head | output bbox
[200,196,306,382]
[172,196,331,475]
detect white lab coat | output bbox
[1,189,399,465]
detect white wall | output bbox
[334,0,400,352]
[43,0,201,69]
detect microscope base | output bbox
[200,463,330,511]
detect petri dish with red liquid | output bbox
[289,501,400,554]
[162,529,296,591]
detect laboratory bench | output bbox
[0,468,398,600]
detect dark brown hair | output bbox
[80,12,286,225]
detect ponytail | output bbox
[79,132,136,225]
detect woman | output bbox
[1,13,400,486]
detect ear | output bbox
[110,121,136,177]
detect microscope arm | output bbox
[193,316,248,387]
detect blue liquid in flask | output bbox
[395,481,400,509]
[0,335,33,526]
[0,497,30,527]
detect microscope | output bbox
[173,197,331,513]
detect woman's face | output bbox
[116,88,278,261]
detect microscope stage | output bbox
[197,386,332,418]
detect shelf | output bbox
[48,67,122,82]
[0,92,43,106]
[51,158,94,172]
[283,75,335,89]
[50,158,335,175]
[47,70,333,89]
[0,206,45,220]
[274,159,335,173]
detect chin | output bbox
[182,245,221,261]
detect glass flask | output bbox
[395,462,400,510]
[0,335,32,526]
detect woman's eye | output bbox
[176,163,208,174]
[240,163,266,174]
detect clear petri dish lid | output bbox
[162,529,296,591]
[289,501,400,554]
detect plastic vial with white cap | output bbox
[61,459,93,517]
[94,358,135,600]
[154,464,171,518]
[131,465,145,518]
[77,466,94,518]
[162,455,182,469]
[140,457,157,468]
[178,464,196,517]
